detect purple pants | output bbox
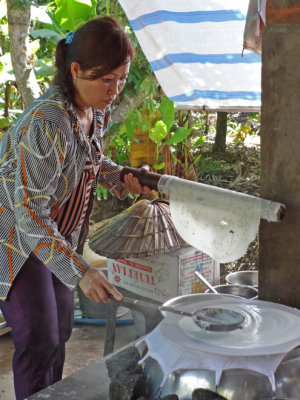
[0,253,74,400]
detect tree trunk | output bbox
[213,112,227,153]
[7,0,41,108]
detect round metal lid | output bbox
[160,294,300,356]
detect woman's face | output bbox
[71,62,130,111]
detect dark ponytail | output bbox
[54,39,76,103]
[53,16,135,104]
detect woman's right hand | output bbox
[78,267,122,303]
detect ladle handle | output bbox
[112,295,160,312]
[159,305,193,317]
[111,295,193,317]
[120,167,161,191]
[195,270,218,294]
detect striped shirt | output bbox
[0,86,127,299]
[63,140,104,245]
[54,153,100,236]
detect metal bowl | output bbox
[205,284,258,300]
[142,354,300,400]
[142,357,164,399]
[225,270,258,288]
[275,353,300,398]
[160,368,216,398]
[217,369,273,399]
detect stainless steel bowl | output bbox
[142,357,164,399]
[217,369,273,399]
[225,270,258,288]
[142,355,300,400]
[205,284,258,300]
[160,369,216,398]
[275,351,300,398]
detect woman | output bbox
[0,16,149,399]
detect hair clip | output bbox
[65,32,75,44]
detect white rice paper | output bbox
[158,175,262,263]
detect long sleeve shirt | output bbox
[0,86,127,299]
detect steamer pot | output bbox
[138,294,300,400]
[225,270,258,288]
[205,284,258,299]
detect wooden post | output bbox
[259,0,300,307]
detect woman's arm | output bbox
[14,118,90,289]
[98,156,151,196]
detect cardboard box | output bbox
[107,247,219,302]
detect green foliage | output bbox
[55,0,98,31]
[121,31,154,98]
[0,0,154,128]
[30,0,154,97]
[0,54,14,84]
[227,113,260,143]
[125,109,143,136]
[107,90,207,176]
[194,135,206,147]
[196,157,236,183]
[150,120,168,144]
[0,82,23,128]
[30,28,63,43]
[158,96,174,132]
[34,58,55,81]
[0,117,10,129]
[153,161,165,170]
[107,113,137,164]
[0,0,209,180]
[149,96,176,147]
[96,184,108,201]
[165,125,193,146]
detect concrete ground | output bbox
[0,310,138,400]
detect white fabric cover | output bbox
[119,0,261,111]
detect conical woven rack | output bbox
[88,198,190,259]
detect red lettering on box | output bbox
[113,262,155,286]
[115,258,153,273]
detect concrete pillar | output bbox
[259,1,300,307]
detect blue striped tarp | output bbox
[119,0,261,111]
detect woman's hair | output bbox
[53,16,135,103]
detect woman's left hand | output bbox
[123,166,152,195]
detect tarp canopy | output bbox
[119,0,262,112]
